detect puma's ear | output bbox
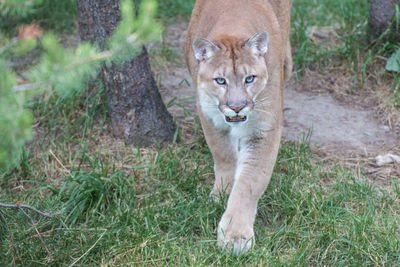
[192,38,219,61]
[245,31,269,56]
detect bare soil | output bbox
[283,76,399,153]
[156,22,400,184]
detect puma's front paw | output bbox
[217,212,255,255]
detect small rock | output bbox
[379,125,390,131]
[308,63,317,71]
[376,153,400,166]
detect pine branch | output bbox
[0,37,18,55]
[11,33,139,93]
[66,33,140,70]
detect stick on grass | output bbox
[0,202,53,218]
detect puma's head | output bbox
[193,32,269,125]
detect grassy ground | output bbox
[1,128,400,265]
[1,0,400,266]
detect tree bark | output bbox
[76,0,176,146]
[370,0,400,40]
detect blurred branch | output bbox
[11,33,140,93]
[67,32,140,70]
[12,82,45,92]
[0,38,18,55]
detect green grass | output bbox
[156,0,195,19]
[291,0,370,72]
[1,130,400,265]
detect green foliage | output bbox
[0,0,162,178]
[386,47,400,72]
[0,35,37,60]
[26,33,100,96]
[0,0,76,32]
[0,62,33,177]
[31,0,76,31]
[11,37,37,56]
[0,31,38,176]
[0,0,42,17]
[108,0,162,64]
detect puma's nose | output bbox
[227,102,246,113]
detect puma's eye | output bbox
[215,77,226,85]
[245,75,256,84]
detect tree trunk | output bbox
[76,0,176,146]
[370,0,400,40]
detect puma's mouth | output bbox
[225,115,247,123]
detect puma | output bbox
[185,0,292,254]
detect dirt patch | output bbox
[157,22,400,183]
[283,76,399,153]
[283,74,400,186]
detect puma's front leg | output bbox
[217,127,282,255]
[200,115,236,201]
[211,149,236,201]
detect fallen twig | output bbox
[312,30,329,39]
[0,202,53,218]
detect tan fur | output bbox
[185,0,292,254]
